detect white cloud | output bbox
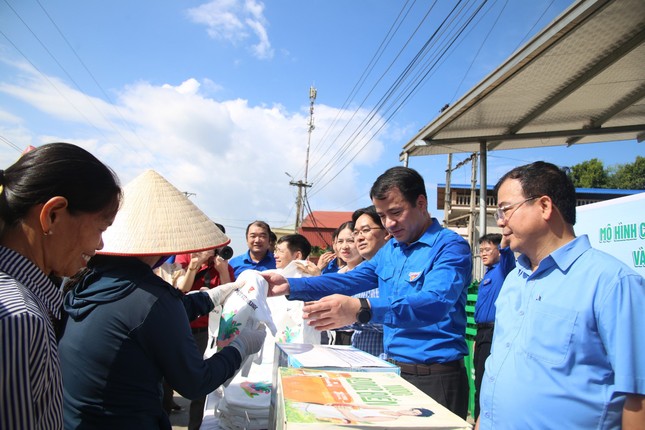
[0,61,383,251]
[186,0,274,60]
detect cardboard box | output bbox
[275,368,471,429]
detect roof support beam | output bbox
[418,124,645,146]
[566,82,645,145]
[507,26,645,135]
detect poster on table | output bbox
[274,368,471,429]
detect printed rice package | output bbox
[217,270,277,349]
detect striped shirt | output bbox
[0,246,64,429]
[351,287,384,357]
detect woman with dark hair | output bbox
[0,142,121,430]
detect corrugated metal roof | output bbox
[401,0,645,158]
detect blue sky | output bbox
[1,0,643,253]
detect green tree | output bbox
[608,156,645,189]
[568,158,608,188]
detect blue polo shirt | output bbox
[479,235,645,429]
[229,251,276,278]
[288,218,472,364]
[474,246,515,324]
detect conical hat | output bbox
[99,169,229,256]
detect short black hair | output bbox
[351,205,384,228]
[494,161,576,225]
[479,233,502,245]
[245,220,271,237]
[370,166,426,206]
[276,234,311,259]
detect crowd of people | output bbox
[0,142,643,430]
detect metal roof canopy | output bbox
[400,0,645,249]
[401,0,645,159]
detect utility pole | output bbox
[290,86,316,232]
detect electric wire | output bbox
[2,0,152,160]
[310,0,491,196]
[0,134,23,152]
[304,0,432,180]
[308,1,442,184]
[34,0,152,154]
[309,0,472,189]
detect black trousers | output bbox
[399,366,469,420]
[474,325,494,419]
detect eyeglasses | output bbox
[352,227,384,237]
[479,247,496,254]
[494,196,539,222]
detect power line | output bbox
[0,134,23,152]
[2,0,154,160]
[33,0,152,153]
[309,0,472,189]
[303,0,427,180]
[311,0,493,196]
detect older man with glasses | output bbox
[476,161,645,430]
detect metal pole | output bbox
[468,153,478,249]
[444,153,452,227]
[479,141,488,279]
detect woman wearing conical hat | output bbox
[58,170,266,430]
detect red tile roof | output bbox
[300,211,353,229]
[298,211,353,249]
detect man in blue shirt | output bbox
[263,167,473,418]
[472,233,515,419]
[477,161,645,429]
[229,220,276,278]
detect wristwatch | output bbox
[356,298,372,324]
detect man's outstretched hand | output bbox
[261,272,290,296]
[302,294,362,330]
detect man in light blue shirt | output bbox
[477,161,645,429]
[263,167,473,418]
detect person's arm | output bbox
[138,290,262,400]
[317,251,335,271]
[288,261,378,301]
[212,256,232,285]
[175,252,211,293]
[623,394,645,429]
[1,314,47,430]
[175,262,199,293]
[181,291,215,320]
